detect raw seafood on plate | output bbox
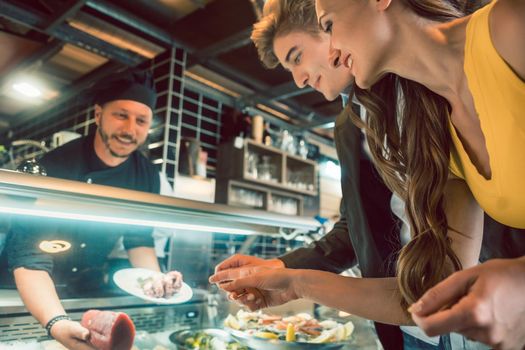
[138,270,183,299]
[223,310,354,344]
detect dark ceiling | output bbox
[0,0,341,134]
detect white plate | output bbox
[113,268,192,304]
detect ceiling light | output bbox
[12,82,42,98]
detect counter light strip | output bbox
[0,206,259,236]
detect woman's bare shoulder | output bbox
[490,0,525,80]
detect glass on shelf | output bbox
[298,139,308,159]
[286,170,313,191]
[263,122,272,146]
[270,196,298,216]
[245,152,259,179]
[279,130,296,155]
[257,155,278,182]
[230,187,264,208]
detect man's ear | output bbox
[376,0,392,11]
[94,104,102,125]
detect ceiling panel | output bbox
[46,44,108,82]
[171,0,257,50]
[0,95,28,117]
[0,31,43,76]
[217,44,291,87]
[111,0,215,29]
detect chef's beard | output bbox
[98,126,141,159]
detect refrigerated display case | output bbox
[0,169,320,348]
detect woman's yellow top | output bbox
[449,1,525,228]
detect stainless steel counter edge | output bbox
[0,169,320,235]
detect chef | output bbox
[5,69,180,350]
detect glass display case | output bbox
[0,169,320,348]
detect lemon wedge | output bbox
[286,323,296,342]
[254,332,279,339]
[344,321,355,339]
[224,314,241,330]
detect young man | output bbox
[6,69,179,350]
[214,0,404,348]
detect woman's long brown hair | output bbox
[350,0,486,308]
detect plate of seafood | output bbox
[113,268,192,304]
[223,310,355,350]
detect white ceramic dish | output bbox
[113,268,192,304]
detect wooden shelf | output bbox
[216,139,318,196]
[243,176,317,196]
[285,151,317,166]
[215,179,303,216]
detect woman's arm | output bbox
[213,266,412,325]
[443,177,484,269]
[299,272,410,324]
[302,178,482,324]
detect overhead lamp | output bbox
[12,81,42,98]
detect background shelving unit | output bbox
[215,139,317,216]
[215,179,304,216]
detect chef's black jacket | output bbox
[6,133,160,292]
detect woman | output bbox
[314,0,524,347]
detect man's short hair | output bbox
[251,0,319,69]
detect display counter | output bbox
[0,169,320,346]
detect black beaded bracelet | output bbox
[45,315,71,337]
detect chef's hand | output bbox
[50,319,96,350]
[210,267,301,311]
[410,257,525,350]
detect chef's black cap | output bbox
[92,69,156,111]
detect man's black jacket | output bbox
[280,106,404,349]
